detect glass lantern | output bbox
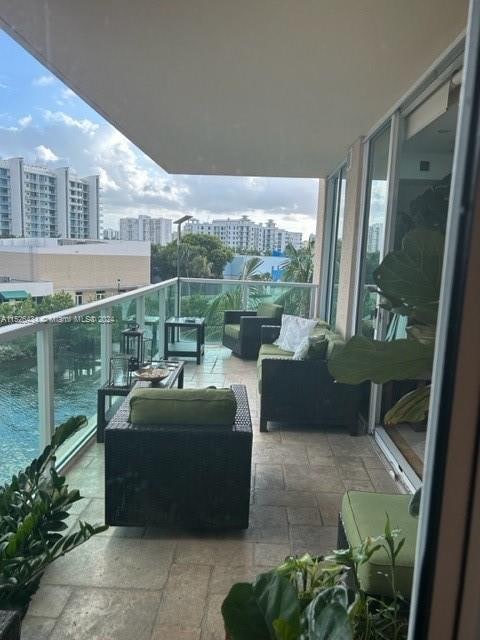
[121,323,145,371]
[108,354,130,387]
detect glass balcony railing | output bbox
[0,277,318,482]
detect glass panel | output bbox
[250,283,313,318]
[111,300,136,354]
[179,280,316,344]
[0,335,38,481]
[328,167,347,326]
[144,290,161,360]
[180,280,246,343]
[53,311,101,461]
[358,125,391,337]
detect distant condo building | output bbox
[119,214,172,245]
[367,222,383,254]
[0,157,100,239]
[103,227,120,240]
[184,215,302,252]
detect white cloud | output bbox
[35,145,59,163]
[97,166,120,192]
[43,110,99,136]
[61,87,76,101]
[32,74,55,87]
[0,82,7,90]
[18,115,32,128]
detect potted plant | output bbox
[222,517,409,639]
[327,227,443,428]
[0,415,107,635]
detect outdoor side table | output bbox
[97,360,185,442]
[164,316,205,364]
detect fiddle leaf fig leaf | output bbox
[374,229,444,316]
[384,386,430,426]
[328,336,434,384]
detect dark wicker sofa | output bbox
[222,303,283,359]
[105,384,252,530]
[258,325,364,435]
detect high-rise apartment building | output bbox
[0,157,100,239]
[366,222,383,254]
[184,215,302,253]
[119,215,172,245]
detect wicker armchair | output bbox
[0,611,21,640]
[105,384,252,530]
[222,303,283,359]
[258,325,365,435]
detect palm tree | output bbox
[280,239,314,283]
[275,240,315,316]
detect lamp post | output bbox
[173,215,193,318]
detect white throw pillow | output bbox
[274,314,317,352]
[292,336,310,360]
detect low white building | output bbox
[0,237,150,303]
[184,215,302,252]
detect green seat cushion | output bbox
[341,491,418,598]
[224,323,241,339]
[129,387,237,426]
[257,343,294,393]
[257,303,283,320]
[305,335,328,360]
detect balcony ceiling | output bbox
[0,1,468,178]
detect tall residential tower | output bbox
[0,157,100,239]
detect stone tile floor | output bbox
[22,347,403,640]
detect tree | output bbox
[281,239,314,283]
[37,291,74,315]
[151,233,234,282]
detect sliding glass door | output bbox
[376,81,460,482]
[357,125,391,338]
[325,166,347,325]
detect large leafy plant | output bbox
[328,228,444,425]
[0,416,107,609]
[222,518,409,640]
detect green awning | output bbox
[0,290,29,301]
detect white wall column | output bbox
[335,137,366,338]
[37,326,54,449]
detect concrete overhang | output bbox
[0,1,469,178]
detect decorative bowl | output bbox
[133,366,170,383]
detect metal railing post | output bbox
[241,281,248,309]
[158,287,166,359]
[37,326,54,450]
[136,296,145,330]
[100,307,112,385]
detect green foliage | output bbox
[151,233,234,281]
[374,229,444,325]
[328,337,434,385]
[329,227,443,425]
[0,416,107,608]
[384,386,430,427]
[0,292,74,327]
[281,240,314,284]
[222,522,409,640]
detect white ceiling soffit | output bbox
[0,1,469,178]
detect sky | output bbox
[0,31,319,238]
